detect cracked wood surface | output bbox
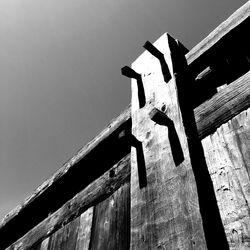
[2,2,250,247]
[2,0,250,235]
[130,33,206,250]
[2,66,250,249]
[202,108,250,249]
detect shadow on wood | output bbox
[121,66,146,108]
[143,41,172,83]
[119,130,147,189]
[149,108,184,166]
[169,34,229,249]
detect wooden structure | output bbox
[1,1,250,249]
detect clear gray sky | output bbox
[0,0,247,220]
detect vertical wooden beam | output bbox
[129,33,229,249]
[129,33,207,249]
[170,35,229,249]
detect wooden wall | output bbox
[6,155,130,250]
[2,2,250,249]
[4,73,250,250]
[6,109,250,250]
[202,108,250,249]
[31,182,130,250]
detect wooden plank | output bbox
[2,2,250,245]
[195,66,212,81]
[5,237,50,250]
[0,106,130,228]
[186,1,250,65]
[0,107,131,250]
[195,69,250,139]
[3,62,249,240]
[2,65,250,250]
[202,108,250,249]
[47,216,80,250]
[76,207,93,250]
[2,0,250,236]
[6,155,130,250]
[130,34,207,249]
[89,182,130,250]
[35,238,50,250]
[13,208,93,250]
[3,0,250,241]
[40,238,50,250]
[174,38,230,249]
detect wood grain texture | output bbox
[75,207,93,250]
[47,216,80,250]
[0,106,130,230]
[195,69,250,140]
[16,208,93,250]
[5,237,51,250]
[130,33,206,250]
[3,61,249,241]
[2,1,250,242]
[2,3,250,248]
[89,182,130,250]
[40,238,50,250]
[202,108,250,249]
[186,1,250,65]
[6,155,130,250]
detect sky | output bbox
[0,0,247,220]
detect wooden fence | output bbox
[1,1,250,249]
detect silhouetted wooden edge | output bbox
[2,0,249,231]
[195,69,250,139]
[6,155,130,250]
[2,66,250,240]
[2,67,250,245]
[186,1,250,65]
[2,1,250,240]
[0,106,130,229]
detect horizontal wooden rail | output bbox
[5,68,250,249]
[0,107,130,228]
[195,70,250,139]
[6,155,130,250]
[2,2,250,247]
[186,0,250,66]
[0,107,131,249]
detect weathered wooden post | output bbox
[122,33,228,249]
